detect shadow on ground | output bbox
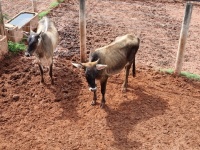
[105,87,168,149]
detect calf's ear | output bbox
[96,64,107,70]
[72,62,84,69]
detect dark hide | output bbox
[72,34,140,108]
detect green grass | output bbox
[8,41,26,53]
[160,68,200,81]
[50,1,60,8]
[38,10,50,19]
[38,0,64,19]
[160,68,174,74]
[181,71,200,80]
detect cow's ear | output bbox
[96,64,107,70]
[72,62,84,69]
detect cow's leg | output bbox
[122,62,131,92]
[49,63,53,84]
[38,64,44,83]
[100,76,108,108]
[91,91,97,106]
[132,55,136,77]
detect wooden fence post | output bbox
[0,1,5,36]
[174,2,193,75]
[79,0,87,63]
[32,0,37,12]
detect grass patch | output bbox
[181,71,200,80]
[38,10,50,19]
[160,68,174,74]
[160,68,200,81]
[38,0,64,19]
[50,1,60,8]
[8,41,26,53]
[57,0,65,2]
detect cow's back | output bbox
[92,34,139,75]
[37,17,58,52]
[46,21,59,51]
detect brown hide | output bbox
[90,34,140,76]
[72,34,140,107]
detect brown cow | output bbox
[72,34,140,108]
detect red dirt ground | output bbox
[0,0,200,150]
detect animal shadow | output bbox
[47,61,83,122]
[104,87,168,149]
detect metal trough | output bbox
[5,11,39,42]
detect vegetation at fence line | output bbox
[160,68,200,81]
[8,41,26,53]
[50,1,60,8]
[38,0,64,19]
[56,0,65,3]
[39,10,50,19]
[160,68,174,74]
[181,71,200,80]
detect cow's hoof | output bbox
[100,103,105,108]
[91,101,96,106]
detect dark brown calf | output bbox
[72,34,140,108]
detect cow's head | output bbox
[24,31,42,57]
[72,59,107,92]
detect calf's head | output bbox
[72,59,107,92]
[25,31,42,57]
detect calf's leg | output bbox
[38,64,44,83]
[91,91,97,106]
[100,76,108,108]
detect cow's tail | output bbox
[132,36,140,77]
[136,29,142,40]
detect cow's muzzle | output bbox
[89,87,97,92]
[25,52,31,57]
